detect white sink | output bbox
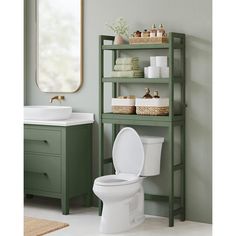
[24,106,72,121]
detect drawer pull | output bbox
[25,139,48,144]
[25,170,48,177]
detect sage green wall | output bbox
[25,0,212,223]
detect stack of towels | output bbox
[111,57,144,78]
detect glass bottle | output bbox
[153,90,160,98]
[143,88,153,99]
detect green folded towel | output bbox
[111,70,144,78]
[116,57,139,65]
[114,64,140,71]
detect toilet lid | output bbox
[112,127,144,176]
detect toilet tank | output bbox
[140,136,164,176]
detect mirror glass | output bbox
[36,0,83,92]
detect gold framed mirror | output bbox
[36,0,83,93]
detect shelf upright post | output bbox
[111,49,117,97]
[168,32,174,119]
[180,34,186,221]
[98,35,104,216]
[111,47,118,174]
[168,32,175,227]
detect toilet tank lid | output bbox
[140,136,164,144]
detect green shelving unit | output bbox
[98,32,186,227]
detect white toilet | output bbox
[93,127,164,234]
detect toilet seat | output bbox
[112,127,144,176]
[94,173,139,186]
[95,128,144,187]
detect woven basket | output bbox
[112,106,136,114]
[129,37,168,45]
[136,106,169,116]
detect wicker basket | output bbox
[129,37,168,45]
[136,106,169,116]
[112,98,136,114]
[135,98,169,116]
[112,106,136,114]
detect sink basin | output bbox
[24,106,72,121]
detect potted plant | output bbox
[106,17,129,45]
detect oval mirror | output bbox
[36,0,83,92]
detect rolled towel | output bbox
[111,70,144,78]
[114,64,140,71]
[116,57,139,65]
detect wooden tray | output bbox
[129,37,168,44]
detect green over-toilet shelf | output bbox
[98,32,186,227]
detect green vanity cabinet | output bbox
[24,123,93,214]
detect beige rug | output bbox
[24,217,69,236]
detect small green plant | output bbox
[106,17,129,38]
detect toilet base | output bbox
[100,189,144,234]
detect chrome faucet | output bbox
[50,95,65,103]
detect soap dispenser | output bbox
[142,88,153,99]
[153,91,160,98]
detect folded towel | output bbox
[114,64,140,71]
[111,70,144,78]
[116,57,139,65]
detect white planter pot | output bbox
[114,35,125,45]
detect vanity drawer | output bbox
[24,154,61,193]
[24,127,61,155]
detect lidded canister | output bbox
[150,24,157,37]
[134,30,142,37]
[142,29,150,37]
[157,24,166,37]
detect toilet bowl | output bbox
[93,174,145,234]
[93,127,164,234]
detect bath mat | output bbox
[24,216,69,236]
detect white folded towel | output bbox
[111,70,144,78]
[116,57,139,65]
[114,64,140,71]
